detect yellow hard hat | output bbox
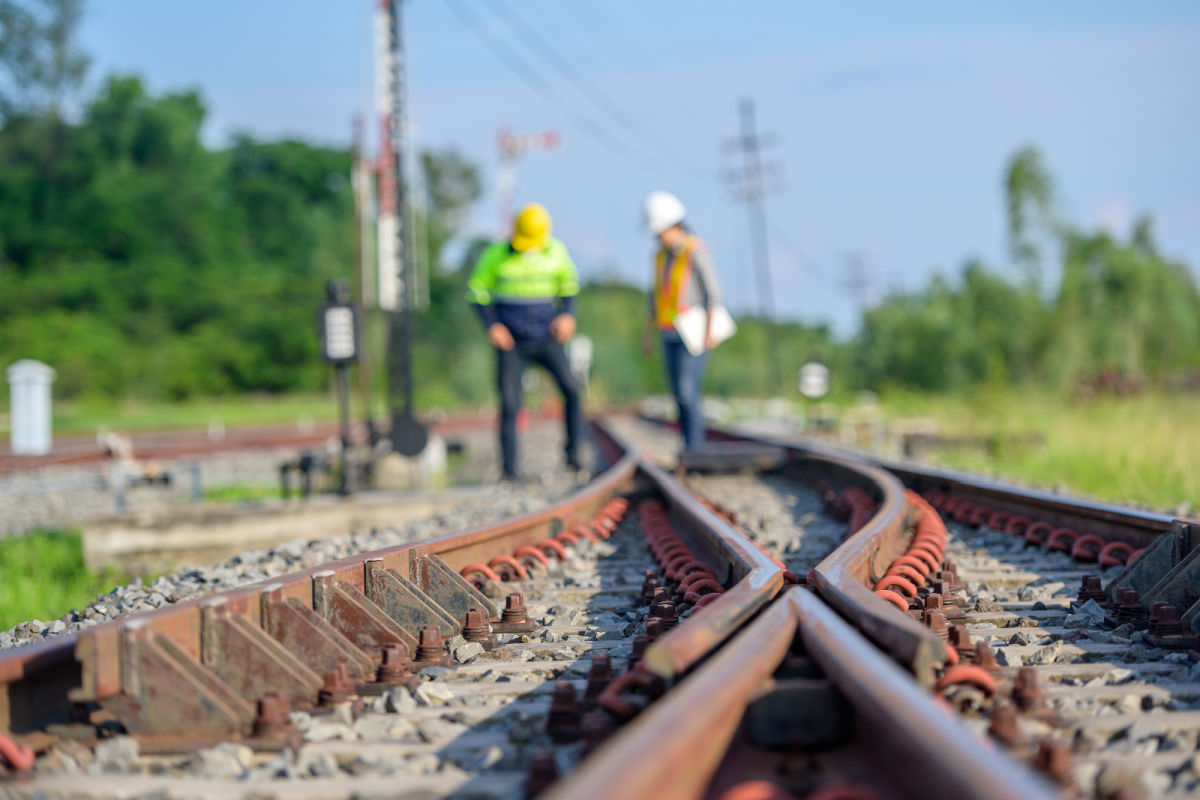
[511,203,552,252]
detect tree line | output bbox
[1,0,1196,407]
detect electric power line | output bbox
[444,0,665,171]
[489,0,702,174]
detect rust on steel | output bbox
[545,591,796,800]
[595,420,784,681]
[784,587,1057,800]
[554,587,1057,800]
[803,452,948,683]
[0,444,637,734]
[637,459,783,680]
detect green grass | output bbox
[45,392,341,436]
[0,530,130,630]
[877,389,1200,512]
[202,484,285,504]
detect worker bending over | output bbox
[468,203,584,481]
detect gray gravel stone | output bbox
[385,686,417,714]
[415,681,456,706]
[89,736,139,774]
[454,642,485,662]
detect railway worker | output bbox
[468,203,585,481]
[641,190,726,450]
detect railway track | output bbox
[0,414,1195,798]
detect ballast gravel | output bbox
[1,425,594,652]
[943,518,1200,798]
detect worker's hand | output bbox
[705,332,719,351]
[487,322,515,351]
[549,313,576,343]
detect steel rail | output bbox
[0,444,639,735]
[596,420,785,681]
[712,423,1176,548]
[553,586,1057,800]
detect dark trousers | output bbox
[497,337,584,477]
[662,336,709,448]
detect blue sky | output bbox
[80,1,1200,336]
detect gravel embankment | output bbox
[28,512,649,798]
[1,424,595,652]
[944,522,1200,798]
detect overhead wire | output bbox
[488,0,688,166]
[443,0,666,172]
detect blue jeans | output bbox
[497,337,584,477]
[662,336,709,448]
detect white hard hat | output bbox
[644,190,686,235]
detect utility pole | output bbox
[378,0,427,456]
[723,97,784,394]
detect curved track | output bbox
[0,414,1195,799]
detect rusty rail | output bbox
[0,443,639,737]
[553,586,1057,800]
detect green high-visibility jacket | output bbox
[466,237,580,305]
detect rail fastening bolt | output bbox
[580,709,618,754]
[948,624,975,657]
[318,663,354,706]
[546,681,582,743]
[988,700,1021,746]
[645,618,665,642]
[1154,604,1184,637]
[922,609,948,639]
[653,602,679,631]
[462,608,492,642]
[1013,667,1047,712]
[501,593,528,624]
[585,654,614,703]
[524,748,558,798]
[253,692,293,739]
[416,625,446,661]
[1032,738,1075,790]
[376,643,413,683]
[974,642,1000,672]
[1076,575,1106,604]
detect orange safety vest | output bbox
[653,236,697,330]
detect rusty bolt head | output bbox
[932,579,959,604]
[974,642,1000,672]
[948,624,974,656]
[631,633,651,662]
[922,609,948,638]
[1013,667,1046,711]
[376,643,412,683]
[1032,738,1075,790]
[580,709,618,753]
[525,748,559,797]
[585,654,613,702]
[501,593,528,624]
[988,700,1021,746]
[546,681,582,743]
[463,607,492,642]
[924,593,945,614]
[645,618,665,641]
[1077,575,1105,604]
[648,586,667,607]
[416,625,446,661]
[652,602,678,630]
[318,663,354,706]
[253,692,294,739]
[1153,604,1184,637]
